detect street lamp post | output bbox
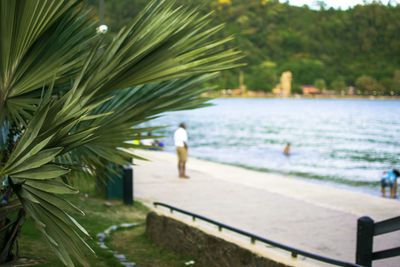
[97,0,108,34]
[99,0,104,25]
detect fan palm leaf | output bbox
[0,0,94,127]
[0,0,243,266]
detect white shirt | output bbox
[174,127,188,147]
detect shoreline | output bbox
[149,97,398,198]
[203,94,400,100]
[133,149,400,266]
[159,149,384,198]
[133,149,399,219]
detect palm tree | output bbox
[0,0,242,266]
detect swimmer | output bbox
[283,143,290,155]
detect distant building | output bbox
[302,85,320,95]
[347,86,355,96]
[247,90,266,97]
[221,87,246,96]
[230,88,245,95]
[321,89,335,96]
[272,87,282,95]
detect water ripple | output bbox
[142,98,400,194]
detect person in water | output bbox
[283,143,290,155]
[380,169,400,198]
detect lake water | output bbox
[143,98,400,195]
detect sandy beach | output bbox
[133,149,400,266]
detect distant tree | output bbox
[292,85,303,95]
[218,70,239,89]
[330,77,346,94]
[85,0,400,95]
[392,70,400,95]
[355,75,374,95]
[355,75,381,95]
[314,79,327,90]
[280,59,325,86]
[380,77,392,95]
[246,64,278,92]
[314,0,327,10]
[373,82,386,96]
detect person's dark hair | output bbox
[393,169,400,177]
[179,122,185,128]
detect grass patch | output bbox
[110,225,198,266]
[18,195,141,267]
[17,194,194,266]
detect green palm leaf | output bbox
[0,0,94,127]
[0,0,243,266]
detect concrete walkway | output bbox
[133,150,400,267]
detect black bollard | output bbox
[123,165,133,205]
[356,216,374,267]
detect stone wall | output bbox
[146,212,293,267]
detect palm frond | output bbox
[1,94,95,265]
[77,0,244,98]
[0,0,244,266]
[0,0,95,126]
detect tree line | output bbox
[85,0,400,95]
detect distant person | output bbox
[141,132,155,147]
[174,123,189,178]
[380,169,400,198]
[155,140,164,150]
[283,143,290,155]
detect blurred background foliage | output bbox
[84,0,400,95]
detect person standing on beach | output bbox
[380,169,400,198]
[174,123,189,178]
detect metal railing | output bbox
[356,215,400,267]
[153,202,361,267]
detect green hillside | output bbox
[85,0,400,95]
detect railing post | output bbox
[123,165,133,205]
[356,216,374,267]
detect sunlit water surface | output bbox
[143,98,400,195]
